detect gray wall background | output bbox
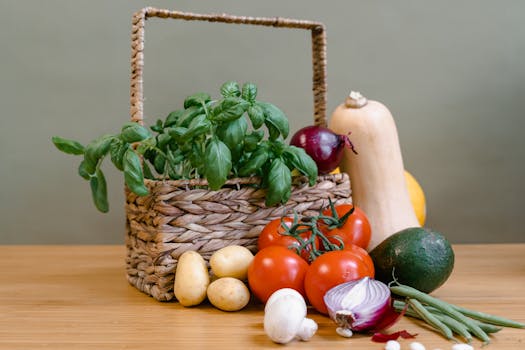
[1,0,524,244]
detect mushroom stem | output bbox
[297,318,318,341]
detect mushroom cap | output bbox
[263,289,308,344]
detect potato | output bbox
[207,277,250,311]
[209,245,254,280]
[174,251,210,307]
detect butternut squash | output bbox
[328,91,420,250]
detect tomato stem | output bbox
[279,205,346,263]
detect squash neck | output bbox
[344,91,368,108]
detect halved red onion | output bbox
[324,277,400,333]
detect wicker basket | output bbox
[125,7,352,301]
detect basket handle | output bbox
[130,7,327,127]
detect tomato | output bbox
[304,250,375,314]
[258,217,319,262]
[343,243,375,274]
[247,246,309,303]
[320,204,371,250]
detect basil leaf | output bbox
[153,153,166,174]
[284,145,318,186]
[184,92,211,109]
[185,114,212,140]
[266,122,281,141]
[239,146,269,177]
[243,130,264,152]
[168,126,188,143]
[188,142,205,173]
[109,140,129,171]
[142,161,155,180]
[52,136,85,155]
[90,169,109,213]
[135,137,156,155]
[258,101,289,139]
[84,134,114,173]
[120,122,151,143]
[123,149,149,196]
[164,110,184,127]
[78,160,91,180]
[265,158,292,206]
[247,105,264,129]
[220,81,241,98]
[204,138,232,190]
[217,117,248,163]
[177,106,203,127]
[157,133,171,149]
[241,82,257,103]
[151,119,164,133]
[212,97,250,122]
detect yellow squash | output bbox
[329,92,420,250]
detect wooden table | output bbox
[0,244,524,349]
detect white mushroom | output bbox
[410,342,427,350]
[385,340,401,350]
[263,288,318,344]
[451,344,474,350]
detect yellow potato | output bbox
[174,251,209,307]
[207,277,250,311]
[209,245,254,280]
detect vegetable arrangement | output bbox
[53,76,524,348]
[52,81,318,211]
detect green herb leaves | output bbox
[205,137,232,190]
[211,97,250,122]
[123,149,149,196]
[220,81,241,98]
[258,102,289,139]
[52,81,319,212]
[266,158,292,206]
[52,136,85,155]
[90,169,109,213]
[120,122,151,143]
[284,145,318,186]
[184,92,211,109]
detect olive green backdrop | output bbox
[1,0,524,244]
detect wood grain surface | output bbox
[0,244,524,349]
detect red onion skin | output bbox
[324,277,399,333]
[290,126,353,175]
[371,330,417,343]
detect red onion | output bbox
[289,125,356,175]
[324,277,401,333]
[371,330,417,343]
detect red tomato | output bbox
[304,250,375,314]
[320,204,372,250]
[247,246,309,303]
[343,243,375,275]
[258,217,319,262]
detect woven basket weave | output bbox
[125,7,352,301]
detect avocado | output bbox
[369,227,454,293]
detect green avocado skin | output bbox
[369,227,455,293]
